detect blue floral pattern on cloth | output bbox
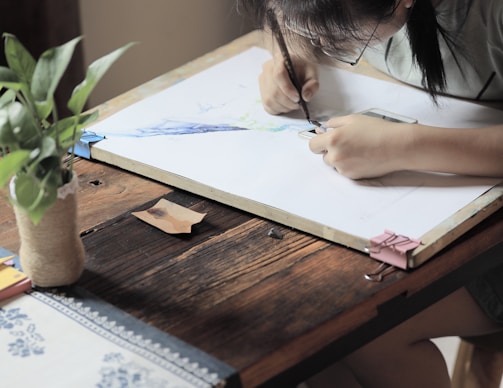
[98,352,172,388]
[0,306,45,357]
[0,286,237,387]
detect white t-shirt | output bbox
[363,0,503,100]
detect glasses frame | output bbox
[285,19,380,66]
[320,22,380,66]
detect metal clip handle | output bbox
[364,262,397,282]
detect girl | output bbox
[237,0,503,386]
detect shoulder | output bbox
[449,0,503,48]
[482,0,503,47]
[440,0,502,26]
[486,0,503,16]
[479,0,503,30]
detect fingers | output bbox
[301,63,319,101]
[259,57,319,115]
[272,58,302,103]
[308,131,328,154]
[308,116,345,154]
[259,63,299,115]
[307,115,399,179]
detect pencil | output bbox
[266,9,313,124]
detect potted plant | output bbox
[0,33,133,287]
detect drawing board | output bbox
[86,47,503,268]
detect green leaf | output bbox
[33,136,57,162]
[33,98,54,121]
[29,138,62,186]
[13,173,41,208]
[0,149,31,187]
[31,36,83,117]
[7,101,40,147]
[25,194,56,224]
[77,110,99,126]
[50,111,98,148]
[23,178,57,225]
[0,110,16,146]
[38,156,62,179]
[14,169,59,224]
[2,33,36,86]
[68,42,136,114]
[0,66,21,91]
[0,89,16,107]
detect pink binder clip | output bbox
[366,230,421,269]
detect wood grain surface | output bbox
[75,171,502,386]
[2,155,501,386]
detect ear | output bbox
[403,0,416,9]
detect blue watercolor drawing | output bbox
[97,119,249,138]
[137,119,248,136]
[0,306,45,357]
[97,352,171,388]
[93,116,313,139]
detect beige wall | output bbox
[79,0,252,107]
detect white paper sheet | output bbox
[88,47,503,244]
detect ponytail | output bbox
[406,0,449,100]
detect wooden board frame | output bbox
[87,31,503,268]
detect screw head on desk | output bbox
[267,228,284,240]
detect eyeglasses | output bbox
[284,19,380,66]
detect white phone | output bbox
[298,108,417,139]
[358,108,418,124]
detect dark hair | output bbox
[237,0,449,100]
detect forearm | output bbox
[403,124,503,177]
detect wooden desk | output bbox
[1,31,502,387]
